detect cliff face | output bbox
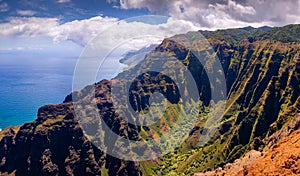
[141,29,300,175]
[217,39,300,160]
[0,25,300,176]
[0,81,141,176]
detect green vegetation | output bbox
[139,24,300,175]
[1,24,300,176]
[200,24,300,45]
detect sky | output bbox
[0,0,300,57]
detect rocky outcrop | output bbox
[194,114,300,176]
[0,80,142,176]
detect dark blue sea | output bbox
[0,56,77,129]
[0,52,127,130]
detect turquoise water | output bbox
[0,56,76,129]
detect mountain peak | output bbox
[240,26,255,31]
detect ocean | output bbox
[0,56,76,129]
[0,54,127,130]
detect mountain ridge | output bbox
[0,24,300,175]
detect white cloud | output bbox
[89,17,200,52]
[0,17,60,36]
[0,16,200,47]
[16,10,37,16]
[0,2,9,12]
[211,0,256,15]
[108,0,300,28]
[0,16,119,46]
[50,16,119,46]
[57,0,71,3]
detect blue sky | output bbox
[0,0,192,57]
[0,0,150,22]
[0,0,299,57]
[0,0,152,56]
